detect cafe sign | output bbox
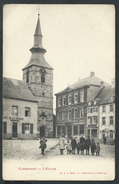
[9,117,24,121]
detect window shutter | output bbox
[72,108,74,119]
[61,110,62,120]
[4,122,7,133]
[30,124,33,134]
[66,94,68,105]
[78,91,80,103]
[22,123,25,134]
[71,94,74,104]
[78,107,80,118]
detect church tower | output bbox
[22,14,53,138]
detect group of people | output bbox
[59,134,100,156]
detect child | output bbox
[40,137,47,155]
[77,141,81,155]
[66,140,72,154]
[96,142,100,156]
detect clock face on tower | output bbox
[40,68,46,75]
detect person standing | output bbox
[40,137,47,155]
[96,142,100,156]
[59,134,65,155]
[85,136,90,155]
[66,140,72,154]
[90,138,96,155]
[71,137,77,154]
[76,141,81,155]
[80,135,85,155]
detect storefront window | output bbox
[74,125,78,135]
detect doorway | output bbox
[12,122,17,137]
[67,125,72,138]
[40,125,45,137]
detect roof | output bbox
[55,75,110,95]
[95,86,115,104]
[3,77,38,102]
[35,14,42,36]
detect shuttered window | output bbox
[30,124,33,134]
[3,122,7,134]
[22,123,25,134]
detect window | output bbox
[41,75,45,83]
[110,116,113,125]
[63,111,65,120]
[79,125,84,135]
[69,109,71,119]
[88,117,92,124]
[26,69,29,83]
[63,97,66,106]
[25,107,30,117]
[3,122,7,134]
[57,126,61,135]
[62,126,66,136]
[58,98,61,107]
[94,101,97,105]
[102,117,106,125]
[88,101,91,106]
[80,92,84,102]
[74,125,78,135]
[12,106,18,116]
[110,130,113,139]
[110,104,113,112]
[68,95,71,105]
[102,106,106,113]
[80,108,84,118]
[93,116,98,124]
[74,94,78,104]
[58,112,60,120]
[74,109,78,118]
[22,123,33,134]
[92,129,97,138]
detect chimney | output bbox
[90,72,95,77]
[111,78,115,88]
[100,81,103,88]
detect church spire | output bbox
[22,14,53,71]
[30,14,46,53]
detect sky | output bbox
[3,4,115,111]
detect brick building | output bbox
[55,72,110,139]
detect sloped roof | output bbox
[55,75,110,95]
[35,15,42,36]
[3,77,38,102]
[95,86,115,104]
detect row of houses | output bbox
[55,72,115,143]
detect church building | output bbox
[3,14,54,139]
[22,14,53,138]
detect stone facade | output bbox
[22,15,53,137]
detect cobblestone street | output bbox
[3,140,115,180]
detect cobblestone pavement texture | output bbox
[3,139,115,160]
